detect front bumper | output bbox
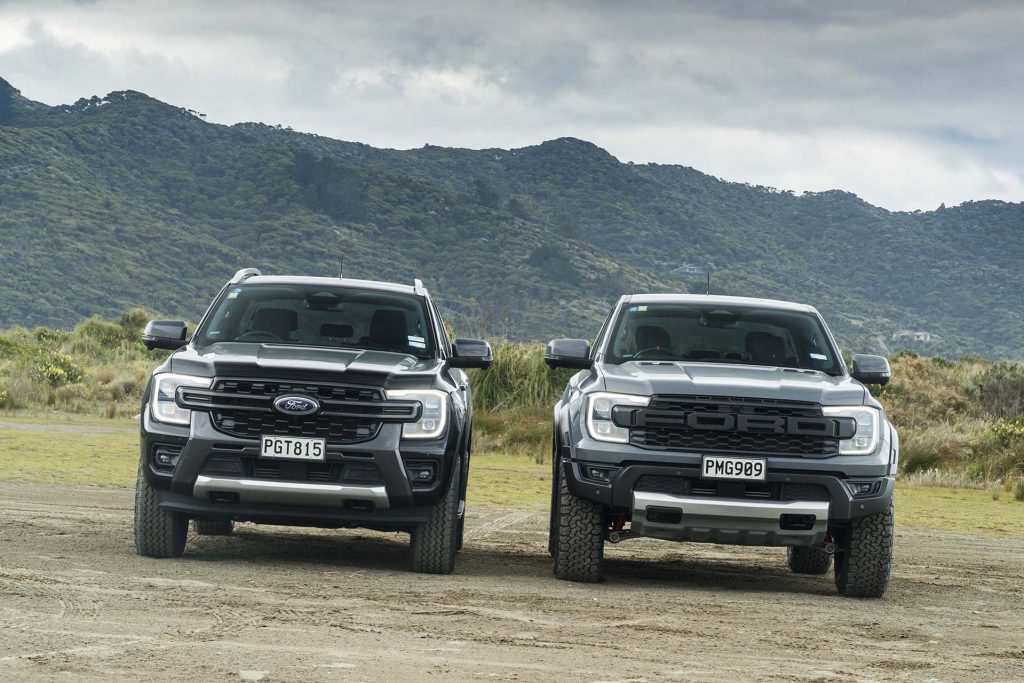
[564,459,895,546]
[141,409,459,530]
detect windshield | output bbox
[603,302,841,374]
[194,284,436,358]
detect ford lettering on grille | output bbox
[273,395,321,416]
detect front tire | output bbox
[411,461,461,574]
[133,463,187,558]
[192,519,234,536]
[787,546,832,574]
[547,437,560,557]
[552,468,605,583]
[835,504,894,598]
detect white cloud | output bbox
[0,0,1021,210]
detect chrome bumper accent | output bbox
[193,475,389,510]
[631,491,829,546]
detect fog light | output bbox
[582,466,616,483]
[152,445,183,471]
[847,481,880,497]
[404,462,436,484]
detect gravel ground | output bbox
[1,481,1022,682]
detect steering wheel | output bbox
[632,347,678,360]
[235,330,282,342]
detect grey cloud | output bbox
[0,0,1021,209]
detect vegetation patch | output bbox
[2,314,1024,485]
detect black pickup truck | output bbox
[545,294,897,597]
[134,269,491,574]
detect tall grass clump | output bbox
[884,354,1024,483]
[0,308,162,417]
[468,341,574,412]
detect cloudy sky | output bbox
[1,0,1021,211]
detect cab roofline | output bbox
[232,274,423,296]
[620,293,818,314]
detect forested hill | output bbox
[1,76,1022,358]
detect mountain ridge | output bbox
[1,79,1022,358]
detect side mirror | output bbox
[449,338,493,369]
[544,339,592,369]
[851,354,891,386]
[142,320,189,351]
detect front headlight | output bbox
[823,406,881,455]
[386,389,448,440]
[585,392,650,444]
[150,373,211,426]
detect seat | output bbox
[635,325,671,352]
[360,309,408,350]
[251,308,297,340]
[745,331,787,365]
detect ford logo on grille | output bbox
[273,395,320,416]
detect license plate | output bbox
[701,455,766,481]
[260,435,326,461]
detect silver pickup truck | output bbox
[545,294,897,597]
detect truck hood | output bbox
[168,343,445,383]
[599,361,868,406]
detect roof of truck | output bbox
[622,293,818,314]
[235,275,422,296]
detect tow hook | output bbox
[607,530,638,543]
[814,532,837,554]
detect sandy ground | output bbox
[1,481,1022,682]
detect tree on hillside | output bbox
[291,150,369,222]
[0,78,17,124]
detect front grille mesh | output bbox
[210,379,383,443]
[629,395,839,457]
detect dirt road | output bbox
[1,481,1022,682]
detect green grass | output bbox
[1,415,1021,537]
[895,485,1024,537]
[469,452,550,509]
[0,418,138,486]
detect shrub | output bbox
[973,363,1024,418]
[991,416,1024,445]
[33,327,72,347]
[32,351,84,387]
[118,308,150,338]
[75,317,129,348]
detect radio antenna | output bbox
[706,267,711,295]
[339,254,344,279]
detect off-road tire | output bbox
[192,519,234,536]
[787,546,833,574]
[552,469,605,582]
[456,450,469,552]
[133,463,187,558]
[835,503,894,598]
[547,440,560,557]
[411,461,461,574]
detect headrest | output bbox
[636,324,671,350]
